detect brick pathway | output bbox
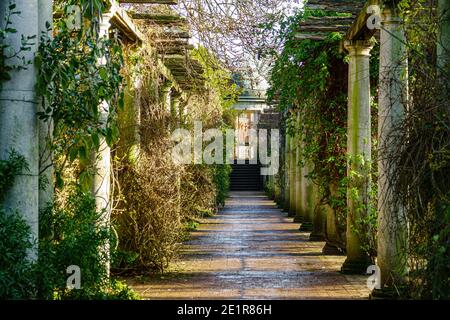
[127,191,371,299]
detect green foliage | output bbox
[385,1,449,299]
[0,210,35,299]
[37,186,137,299]
[36,0,124,191]
[268,30,344,112]
[0,150,28,201]
[0,1,36,89]
[269,26,350,248]
[264,180,275,200]
[212,164,231,207]
[0,150,34,299]
[268,10,379,254]
[38,187,109,298]
[192,46,240,111]
[191,46,240,128]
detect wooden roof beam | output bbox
[131,13,187,25]
[294,32,328,41]
[118,0,178,4]
[107,1,146,41]
[297,25,350,33]
[306,0,366,14]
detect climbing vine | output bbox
[32,0,135,299]
[385,0,450,299]
[36,0,123,190]
[268,10,379,255]
[0,1,36,90]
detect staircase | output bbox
[230,161,262,191]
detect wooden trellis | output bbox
[296,0,367,41]
[111,0,205,91]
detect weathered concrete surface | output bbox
[127,192,370,300]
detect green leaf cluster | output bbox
[36,0,124,190]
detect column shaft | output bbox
[0,0,40,260]
[92,16,113,275]
[38,0,54,210]
[288,121,296,217]
[341,40,374,274]
[283,130,290,212]
[322,183,344,255]
[310,182,326,241]
[299,161,313,231]
[294,111,303,223]
[377,7,408,287]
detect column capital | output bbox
[99,14,112,37]
[344,40,374,57]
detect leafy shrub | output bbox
[37,187,137,299]
[0,210,35,299]
[0,150,28,201]
[264,180,275,199]
[0,150,35,299]
[213,164,231,207]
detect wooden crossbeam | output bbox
[294,32,328,41]
[118,0,178,4]
[300,16,355,26]
[298,25,350,33]
[298,16,354,34]
[158,31,190,39]
[131,13,187,25]
[306,0,366,14]
[112,0,205,90]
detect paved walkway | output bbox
[127,192,371,299]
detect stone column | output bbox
[310,183,326,241]
[170,90,181,120]
[278,115,287,208]
[38,0,54,210]
[178,100,188,126]
[322,183,344,255]
[341,40,374,274]
[92,15,112,275]
[283,129,290,212]
[377,6,408,288]
[0,0,41,260]
[299,161,313,231]
[160,81,172,112]
[294,110,303,223]
[129,76,142,162]
[288,120,296,217]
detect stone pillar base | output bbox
[341,257,372,275]
[322,243,345,256]
[309,233,325,241]
[293,215,303,223]
[299,221,313,232]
